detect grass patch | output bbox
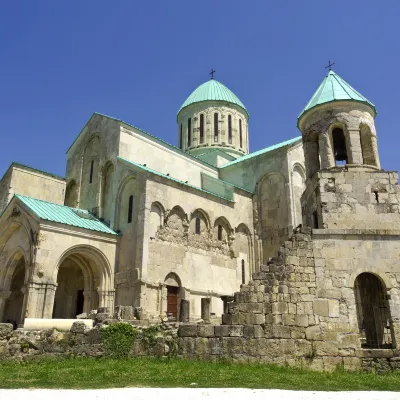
[0,358,399,390]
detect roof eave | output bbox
[297,99,377,129]
[177,100,250,121]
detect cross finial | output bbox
[325,60,335,71]
[209,69,216,79]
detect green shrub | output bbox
[140,326,159,349]
[100,323,138,358]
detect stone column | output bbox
[303,141,320,178]
[24,282,57,319]
[347,128,363,165]
[179,299,190,322]
[319,132,335,169]
[0,291,11,322]
[370,135,381,169]
[98,290,115,311]
[220,295,234,315]
[201,297,211,323]
[160,284,167,318]
[83,290,92,314]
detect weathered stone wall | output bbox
[176,229,400,372]
[301,169,400,230]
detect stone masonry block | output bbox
[214,325,230,337]
[178,324,198,337]
[314,341,339,356]
[229,325,244,337]
[198,325,215,338]
[313,299,329,317]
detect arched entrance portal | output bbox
[354,273,394,349]
[3,256,26,327]
[54,247,114,319]
[164,273,181,320]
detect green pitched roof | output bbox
[178,79,248,118]
[14,195,118,235]
[220,137,302,169]
[298,70,376,125]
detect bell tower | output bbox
[298,70,400,230]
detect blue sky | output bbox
[1,1,399,177]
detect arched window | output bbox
[89,160,94,184]
[228,115,232,144]
[241,259,245,284]
[214,113,219,142]
[217,225,223,241]
[180,123,183,149]
[355,273,393,349]
[195,217,201,234]
[127,195,133,223]
[187,118,191,147]
[239,119,243,148]
[199,114,204,144]
[332,128,347,164]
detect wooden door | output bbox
[167,286,179,319]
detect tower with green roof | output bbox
[177,78,249,158]
[298,69,380,180]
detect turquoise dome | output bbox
[178,79,248,118]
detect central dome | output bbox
[178,79,248,118]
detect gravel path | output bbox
[0,389,398,400]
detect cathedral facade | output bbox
[1,69,397,356]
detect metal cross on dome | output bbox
[209,69,216,79]
[325,60,335,71]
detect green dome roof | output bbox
[178,79,248,118]
[298,70,376,126]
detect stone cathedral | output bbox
[0,69,399,354]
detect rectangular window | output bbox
[199,114,204,144]
[128,195,133,223]
[214,113,219,142]
[239,119,243,148]
[228,115,232,144]
[89,160,94,184]
[187,118,191,147]
[241,259,245,284]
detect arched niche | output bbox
[102,162,114,224]
[149,202,165,238]
[214,216,232,242]
[189,209,210,236]
[354,272,394,349]
[360,123,379,168]
[64,180,78,208]
[292,164,306,228]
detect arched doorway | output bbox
[164,273,181,320]
[354,273,393,348]
[3,256,26,327]
[54,247,114,318]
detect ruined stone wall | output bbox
[301,169,400,230]
[176,229,400,372]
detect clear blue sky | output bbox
[1,1,399,178]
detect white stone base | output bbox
[23,318,93,331]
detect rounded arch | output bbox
[167,205,188,224]
[149,201,165,238]
[360,123,378,167]
[1,248,28,291]
[291,163,306,228]
[55,244,113,291]
[64,180,78,207]
[348,268,392,290]
[101,161,115,224]
[164,272,182,287]
[114,175,137,231]
[214,216,232,242]
[190,208,211,230]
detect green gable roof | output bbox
[298,70,376,126]
[220,136,302,169]
[14,195,118,235]
[178,79,248,118]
